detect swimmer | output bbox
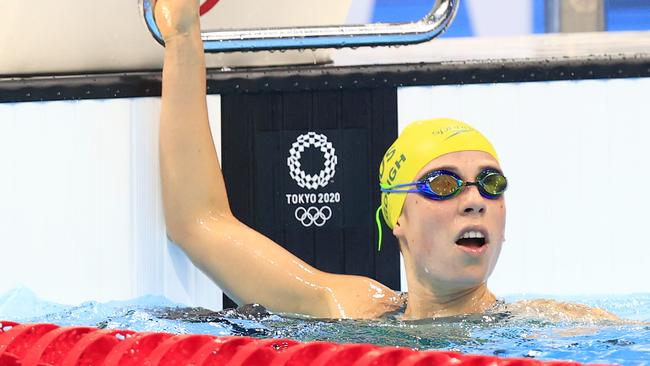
[155,0,620,321]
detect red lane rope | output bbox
[60,329,136,366]
[0,320,601,366]
[103,332,173,366]
[147,334,215,365]
[0,323,59,362]
[21,326,95,366]
[189,336,255,365]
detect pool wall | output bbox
[3,76,650,309]
[0,96,224,309]
[1,11,649,309]
[398,78,650,296]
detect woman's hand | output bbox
[153,0,201,41]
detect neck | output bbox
[403,281,496,319]
[401,251,497,319]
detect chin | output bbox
[453,267,492,287]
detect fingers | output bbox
[153,0,201,41]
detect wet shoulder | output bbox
[381,295,510,322]
[504,299,621,323]
[324,274,405,319]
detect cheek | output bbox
[490,201,507,239]
[412,198,456,226]
[411,199,457,247]
[402,196,459,249]
[498,202,506,222]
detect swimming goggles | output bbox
[375,169,507,251]
[380,169,508,200]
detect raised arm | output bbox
[157,0,226,230]
[155,0,401,318]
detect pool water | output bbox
[2,287,649,364]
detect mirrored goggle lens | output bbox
[428,174,461,197]
[479,172,507,195]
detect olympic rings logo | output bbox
[294,206,332,227]
[288,132,337,190]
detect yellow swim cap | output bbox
[379,118,499,229]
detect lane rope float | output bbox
[0,320,591,366]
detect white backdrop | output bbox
[398,77,650,296]
[0,96,224,309]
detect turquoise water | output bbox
[2,287,649,364]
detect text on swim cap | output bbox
[380,146,407,186]
[431,125,472,135]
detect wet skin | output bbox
[153,0,505,318]
[154,0,621,322]
[394,151,506,318]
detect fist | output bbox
[153,0,201,40]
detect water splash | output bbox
[1,288,649,364]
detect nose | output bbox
[458,183,486,215]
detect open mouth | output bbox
[455,230,487,249]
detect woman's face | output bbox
[394,151,506,291]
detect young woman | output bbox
[155,0,618,321]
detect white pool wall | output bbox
[0,96,223,309]
[398,77,650,296]
[1,77,649,310]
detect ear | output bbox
[392,217,410,254]
[392,215,405,238]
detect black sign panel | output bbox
[221,89,400,309]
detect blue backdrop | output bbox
[371,0,650,36]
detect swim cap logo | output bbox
[288,132,337,190]
[432,125,472,138]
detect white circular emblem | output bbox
[287,132,337,190]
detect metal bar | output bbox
[141,0,459,52]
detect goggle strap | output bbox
[380,182,418,190]
[381,188,421,194]
[375,205,383,252]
